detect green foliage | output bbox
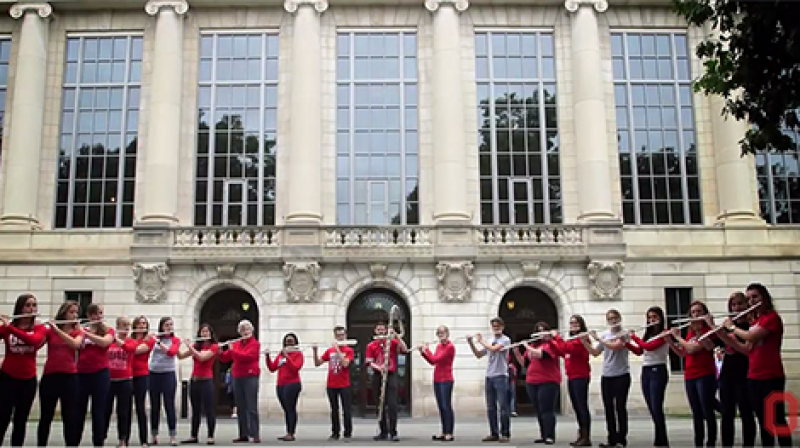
[672,0,800,154]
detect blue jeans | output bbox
[526,382,559,441]
[149,372,177,437]
[485,376,510,438]
[685,374,718,447]
[77,368,111,447]
[434,381,455,435]
[233,376,260,439]
[642,364,669,447]
[567,378,591,433]
[508,381,517,413]
[277,382,302,435]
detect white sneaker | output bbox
[231,413,238,418]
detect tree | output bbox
[672,0,800,154]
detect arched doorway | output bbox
[346,288,411,418]
[199,287,259,415]
[498,286,559,416]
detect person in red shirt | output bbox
[513,322,561,445]
[104,317,141,447]
[76,303,115,447]
[37,300,85,447]
[0,293,47,446]
[219,319,261,444]
[721,283,793,447]
[553,314,593,447]
[419,325,456,442]
[312,326,355,442]
[266,332,305,442]
[179,323,219,445]
[366,320,408,442]
[130,316,156,447]
[668,300,721,447]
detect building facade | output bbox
[0,0,798,418]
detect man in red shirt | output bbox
[313,326,355,442]
[366,321,408,442]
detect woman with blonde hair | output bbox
[418,325,456,442]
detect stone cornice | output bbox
[145,0,190,16]
[564,0,608,13]
[424,0,469,12]
[284,0,329,13]
[9,3,53,19]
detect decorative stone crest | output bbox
[9,3,53,19]
[284,0,329,13]
[145,0,189,16]
[436,261,475,302]
[217,264,236,279]
[424,0,470,12]
[564,0,608,13]
[283,261,321,302]
[132,262,170,303]
[369,263,388,283]
[587,261,624,300]
[521,261,542,279]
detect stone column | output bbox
[565,0,617,222]
[138,0,188,225]
[0,3,52,229]
[283,0,327,224]
[426,0,471,224]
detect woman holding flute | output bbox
[77,304,115,447]
[266,332,305,442]
[179,323,219,445]
[553,315,593,447]
[418,325,456,442]
[219,319,261,444]
[131,316,156,447]
[514,322,561,445]
[149,317,181,446]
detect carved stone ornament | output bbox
[587,261,624,300]
[521,261,542,279]
[9,3,53,19]
[369,263,388,282]
[145,0,190,16]
[284,0,329,13]
[132,262,170,304]
[424,0,470,12]
[436,261,475,302]
[564,0,608,13]
[283,261,321,302]
[217,264,236,279]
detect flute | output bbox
[263,340,359,353]
[408,336,469,352]
[2,313,39,319]
[219,336,249,347]
[697,302,761,342]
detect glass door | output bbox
[223,180,246,226]
[367,181,390,225]
[508,178,533,225]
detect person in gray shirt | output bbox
[467,317,512,442]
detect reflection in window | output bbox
[612,32,701,225]
[336,32,419,225]
[756,127,800,223]
[476,32,561,225]
[56,35,142,228]
[0,37,10,188]
[195,33,279,226]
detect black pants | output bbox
[77,369,111,447]
[567,378,591,434]
[149,372,177,437]
[326,387,353,438]
[641,365,669,447]
[601,373,631,446]
[749,377,793,447]
[686,374,718,447]
[372,372,399,437]
[526,382,559,441]
[0,372,37,447]
[276,383,302,435]
[104,380,133,444]
[132,376,149,446]
[190,379,216,439]
[719,372,755,447]
[37,372,80,447]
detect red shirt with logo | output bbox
[748,311,785,380]
[321,346,355,388]
[366,338,401,373]
[109,338,139,380]
[218,338,261,378]
[266,351,304,386]
[78,327,116,374]
[192,343,219,379]
[683,328,717,380]
[131,337,156,377]
[0,324,47,379]
[43,327,82,375]
[524,341,562,385]
[421,341,455,383]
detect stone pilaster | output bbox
[0,3,52,229]
[565,0,617,222]
[138,0,189,225]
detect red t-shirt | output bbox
[192,343,219,379]
[524,341,562,385]
[555,336,591,380]
[266,351,304,386]
[0,324,47,379]
[421,341,455,383]
[131,337,156,377]
[78,327,115,374]
[748,311,785,380]
[218,338,261,378]
[43,327,82,375]
[683,329,717,380]
[108,338,139,380]
[366,338,401,373]
[321,346,355,388]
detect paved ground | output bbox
[17,416,798,447]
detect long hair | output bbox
[194,323,217,351]
[688,300,711,332]
[132,316,149,340]
[86,303,107,336]
[54,300,80,332]
[11,293,36,327]
[569,314,588,336]
[746,283,774,313]
[643,306,666,340]
[158,317,173,337]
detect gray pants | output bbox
[233,376,259,439]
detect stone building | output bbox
[0,0,797,419]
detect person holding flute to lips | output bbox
[313,326,355,442]
[418,325,456,443]
[219,320,260,444]
[265,333,305,442]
